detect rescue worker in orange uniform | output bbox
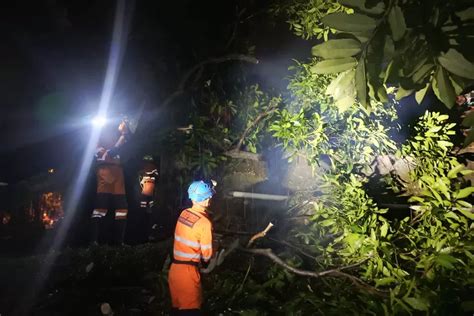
[139,155,159,240]
[168,180,216,315]
[90,118,130,245]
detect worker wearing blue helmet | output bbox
[168,180,216,315]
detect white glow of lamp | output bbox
[92,115,107,127]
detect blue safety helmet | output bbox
[188,180,215,202]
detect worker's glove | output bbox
[200,250,222,274]
[200,239,239,274]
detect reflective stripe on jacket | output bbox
[173,207,213,263]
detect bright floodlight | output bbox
[92,115,107,127]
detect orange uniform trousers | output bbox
[168,263,202,310]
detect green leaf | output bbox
[395,87,414,100]
[380,221,388,237]
[388,5,407,41]
[375,277,396,287]
[415,84,429,104]
[320,219,335,227]
[447,164,465,178]
[412,64,434,84]
[437,140,453,151]
[311,58,357,74]
[403,297,429,311]
[456,208,474,220]
[352,32,370,43]
[339,0,385,15]
[429,187,443,203]
[432,67,456,108]
[311,39,361,59]
[326,69,356,100]
[383,36,395,61]
[455,8,474,21]
[322,13,377,33]
[355,59,367,107]
[455,187,474,199]
[450,76,464,95]
[384,60,398,84]
[438,49,474,80]
[326,69,356,113]
[335,95,356,113]
[435,253,456,269]
[438,114,449,121]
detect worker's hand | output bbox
[95,147,107,159]
[200,255,218,274]
[118,120,130,135]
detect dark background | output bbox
[0,0,317,252]
[0,0,312,184]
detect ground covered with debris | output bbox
[0,242,172,315]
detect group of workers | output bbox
[92,118,216,315]
[91,118,158,245]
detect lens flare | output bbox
[92,115,107,127]
[21,0,131,313]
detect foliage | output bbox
[228,40,473,313]
[169,84,281,184]
[269,106,474,313]
[271,0,354,40]
[285,0,474,112]
[270,60,398,175]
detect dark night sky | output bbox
[0,0,312,184]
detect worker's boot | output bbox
[115,219,127,246]
[90,217,101,246]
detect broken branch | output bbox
[247,222,274,247]
[240,248,386,296]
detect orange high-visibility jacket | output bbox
[140,161,158,197]
[95,147,125,195]
[173,207,213,263]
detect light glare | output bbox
[92,116,107,127]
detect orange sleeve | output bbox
[199,219,213,262]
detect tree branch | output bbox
[161,54,258,109]
[240,248,387,296]
[233,104,278,151]
[247,222,274,247]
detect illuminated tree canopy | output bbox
[282,0,474,111]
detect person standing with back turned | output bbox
[90,118,130,245]
[168,180,215,315]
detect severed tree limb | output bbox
[247,222,274,247]
[161,54,258,109]
[240,248,387,296]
